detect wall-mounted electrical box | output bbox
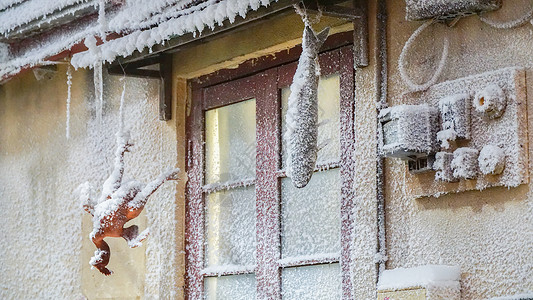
[405,0,501,21]
[382,67,528,198]
[380,104,439,167]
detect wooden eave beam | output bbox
[108,53,173,121]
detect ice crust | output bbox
[0,0,275,79]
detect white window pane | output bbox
[206,186,256,267]
[281,74,341,168]
[204,274,256,300]
[281,169,341,258]
[205,99,256,184]
[282,263,341,299]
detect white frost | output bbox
[377,265,461,291]
[398,20,449,92]
[65,64,73,139]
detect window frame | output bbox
[186,32,355,299]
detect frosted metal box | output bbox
[380,105,439,159]
[405,0,501,21]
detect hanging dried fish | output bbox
[285,23,329,188]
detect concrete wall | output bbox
[2,0,531,299]
[0,11,354,300]
[384,0,533,298]
[0,64,181,299]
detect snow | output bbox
[434,151,457,182]
[71,0,276,69]
[377,265,461,290]
[437,93,471,149]
[489,293,533,300]
[473,83,506,119]
[201,264,256,275]
[0,0,276,79]
[451,147,479,179]
[0,42,8,62]
[0,0,89,35]
[405,0,501,21]
[478,144,506,175]
[97,0,107,41]
[277,252,339,267]
[284,23,329,188]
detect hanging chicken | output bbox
[77,130,180,275]
[285,21,329,188]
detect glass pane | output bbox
[206,186,256,267]
[205,274,256,300]
[205,99,256,184]
[282,263,341,299]
[281,169,340,258]
[281,74,340,168]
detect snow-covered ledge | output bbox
[377,265,461,300]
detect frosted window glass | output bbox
[205,99,256,184]
[281,169,340,258]
[282,263,341,299]
[206,186,256,267]
[281,74,340,168]
[204,274,256,300]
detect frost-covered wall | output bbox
[385,0,533,298]
[0,63,181,299]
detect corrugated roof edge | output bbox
[0,0,286,82]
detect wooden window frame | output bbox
[186,31,355,299]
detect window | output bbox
[186,44,355,299]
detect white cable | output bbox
[479,0,533,29]
[398,20,449,92]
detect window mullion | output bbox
[339,46,356,300]
[255,67,282,300]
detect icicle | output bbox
[94,61,104,124]
[98,0,108,42]
[66,64,72,139]
[398,20,449,92]
[119,77,126,133]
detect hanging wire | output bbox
[398,19,450,92]
[479,0,533,29]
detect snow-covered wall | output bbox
[384,0,533,298]
[0,64,181,299]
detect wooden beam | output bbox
[107,53,172,121]
[353,0,368,67]
[108,67,160,79]
[159,53,172,121]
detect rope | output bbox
[398,20,449,92]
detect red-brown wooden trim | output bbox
[191,30,354,90]
[277,254,340,268]
[275,160,341,178]
[201,265,256,277]
[339,45,355,300]
[203,72,264,110]
[202,178,255,194]
[185,89,205,300]
[186,44,356,300]
[255,67,281,299]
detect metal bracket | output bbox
[301,0,368,67]
[108,54,172,121]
